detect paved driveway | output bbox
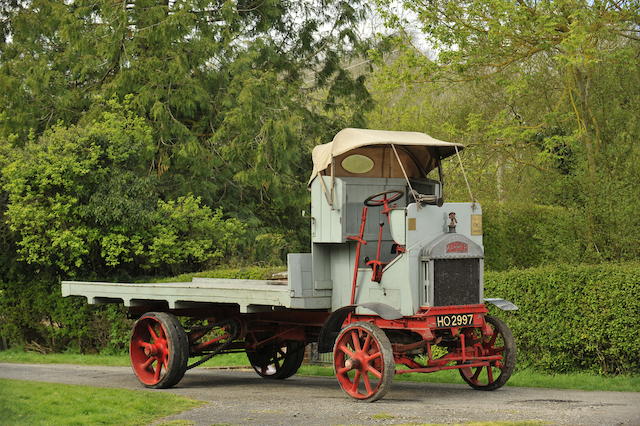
[1,363,639,425]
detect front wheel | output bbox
[459,315,516,391]
[333,322,395,402]
[129,312,189,389]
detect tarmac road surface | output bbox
[1,362,639,425]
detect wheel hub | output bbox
[345,358,361,370]
[144,342,164,357]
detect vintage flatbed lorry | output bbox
[62,128,517,402]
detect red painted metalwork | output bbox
[191,333,230,352]
[446,241,469,253]
[360,190,404,283]
[130,316,170,386]
[338,304,504,376]
[347,206,368,304]
[366,221,386,282]
[333,324,388,400]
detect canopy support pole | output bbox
[455,146,476,204]
[391,144,418,204]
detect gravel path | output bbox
[1,363,639,425]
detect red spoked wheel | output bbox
[333,322,395,402]
[459,315,516,391]
[246,340,305,380]
[130,312,189,389]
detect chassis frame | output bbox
[129,301,515,402]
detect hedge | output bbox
[485,262,640,374]
[482,202,589,271]
[152,263,640,375]
[4,263,638,376]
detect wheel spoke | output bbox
[367,351,382,362]
[351,331,362,352]
[362,373,373,394]
[351,370,361,393]
[141,357,155,371]
[487,332,498,347]
[487,366,494,383]
[472,367,482,380]
[337,366,350,375]
[147,324,158,340]
[153,361,162,382]
[362,334,372,352]
[338,344,355,358]
[367,365,382,379]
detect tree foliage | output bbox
[0,0,373,350]
[2,100,246,276]
[371,0,640,261]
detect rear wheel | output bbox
[246,340,305,380]
[333,322,395,402]
[130,312,189,389]
[459,315,516,391]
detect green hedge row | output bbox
[4,262,637,376]
[485,262,640,374]
[482,202,588,271]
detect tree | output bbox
[379,0,638,175]
[373,0,640,260]
[0,1,376,349]
[0,0,374,249]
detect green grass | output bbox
[0,347,250,368]
[0,378,203,425]
[2,348,638,392]
[0,348,130,366]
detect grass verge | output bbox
[0,378,203,425]
[0,347,248,368]
[2,348,638,392]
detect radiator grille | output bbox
[433,258,480,306]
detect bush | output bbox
[1,103,247,278]
[483,202,589,271]
[0,278,132,353]
[485,262,640,374]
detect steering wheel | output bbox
[364,190,404,207]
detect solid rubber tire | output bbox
[459,315,516,391]
[246,340,305,380]
[130,312,189,389]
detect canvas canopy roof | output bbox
[309,128,464,184]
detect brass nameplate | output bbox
[471,214,482,235]
[407,218,416,231]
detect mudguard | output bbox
[317,303,403,353]
[357,302,403,320]
[484,298,518,311]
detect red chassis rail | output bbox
[343,304,501,375]
[151,304,500,378]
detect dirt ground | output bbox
[1,362,639,425]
